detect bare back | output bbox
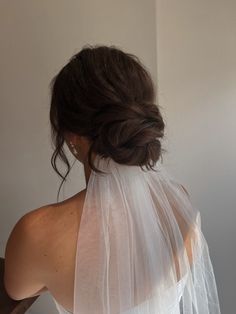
[41,189,87,313]
[39,186,195,313]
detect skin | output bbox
[4,133,94,313]
[4,132,195,313]
[63,131,94,185]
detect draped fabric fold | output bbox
[73,155,221,314]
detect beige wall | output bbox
[156,1,236,312]
[0,1,157,313]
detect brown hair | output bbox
[49,44,166,199]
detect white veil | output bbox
[73,154,221,314]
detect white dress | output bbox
[52,272,189,314]
[53,297,72,314]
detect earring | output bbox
[69,141,79,156]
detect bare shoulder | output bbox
[26,188,86,219]
[5,204,52,252]
[6,188,87,260]
[4,204,53,299]
[4,190,86,300]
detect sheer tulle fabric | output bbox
[73,155,221,314]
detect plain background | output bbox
[0,0,235,313]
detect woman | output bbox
[4,44,221,313]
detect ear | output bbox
[64,131,79,145]
[74,134,83,146]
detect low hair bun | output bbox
[89,102,166,171]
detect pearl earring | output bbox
[69,141,79,156]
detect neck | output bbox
[84,160,91,187]
[83,152,98,187]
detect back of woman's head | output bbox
[49,44,166,188]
